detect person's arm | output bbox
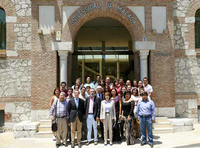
[119,97,122,116]
[149,86,153,97]
[50,100,56,120]
[151,101,156,122]
[113,101,116,120]
[49,96,55,108]
[100,101,104,122]
[66,101,69,119]
[68,100,71,116]
[136,101,140,117]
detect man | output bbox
[93,75,101,90]
[119,77,124,87]
[50,92,69,148]
[72,78,82,91]
[126,80,132,86]
[85,88,100,145]
[136,92,156,148]
[68,90,85,148]
[143,77,153,98]
[106,77,113,89]
[96,86,104,140]
[85,86,91,98]
[60,82,68,97]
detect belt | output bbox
[57,116,67,118]
[106,112,110,114]
[88,113,93,114]
[139,115,151,117]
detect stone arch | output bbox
[62,1,145,43]
[0,0,16,16]
[186,0,200,17]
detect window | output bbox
[0,8,6,49]
[195,9,200,48]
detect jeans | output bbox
[87,114,98,142]
[138,116,153,144]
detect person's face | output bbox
[119,79,124,85]
[138,81,143,88]
[132,89,137,96]
[97,76,101,82]
[111,89,116,96]
[133,81,137,87]
[76,79,81,85]
[61,84,66,89]
[81,88,85,93]
[122,87,126,93]
[142,95,148,101]
[101,81,104,86]
[127,86,131,91]
[126,80,131,86]
[55,89,60,96]
[97,88,101,93]
[68,90,72,95]
[60,93,65,101]
[86,88,90,93]
[105,95,110,101]
[125,93,130,100]
[106,78,110,84]
[90,89,95,97]
[86,77,90,83]
[74,91,79,98]
[115,81,119,86]
[75,86,79,90]
[143,79,148,85]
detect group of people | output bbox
[50,76,156,148]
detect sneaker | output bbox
[94,141,98,145]
[86,141,90,146]
[141,142,147,146]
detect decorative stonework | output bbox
[5,102,31,122]
[175,58,200,93]
[11,0,31,16]
[173,0,191,17]
[14,23,31,50]
[0,59,31,97]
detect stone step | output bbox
[38,125,51,132]
[153,127,174,134]
[153,122,172,128]
[35,131,53,138]
[155,117,169,123]
[39,120,51,126]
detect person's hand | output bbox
[113,118,116,122]
[152,119,155,122]
[52,117,55,122]
[101,119,103,123]
[119,114,122,119]
[127,115,131,121]
[96,117,100,121]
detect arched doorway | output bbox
[71,18,137,84]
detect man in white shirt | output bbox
[143,77,153,98]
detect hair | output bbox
[81,86,86,90]
[104,92,111,98]
[113,79,119,86]
[111,88,118,97]
[61,82,66,86]
[96,75,101,78]
[76,78,81,81]
[104,85,111,93]
[86,85,91,89]
[124,91,131,98]
[133,79,138,87]
[120,85,127,96]
[74,90,80,94]
[132,87,139,96]
[90,88,95,92]
[85,76,90,83]
[53,87,60,95]
[141,91,148,96]
[68,87,73,92]
[60,92,66,96]
[143,77,148,81]
[119,77,124,80]
[101,79,105,87]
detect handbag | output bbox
[51,100,58,132]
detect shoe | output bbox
[56,143,61,148]
[110,144,113,146]
[71,144,75,148]
[149,143,153,148]
[86,141,90,146]
[141,142,147,146]
[94,141,98,145]
[63,143,67,147]
[104,141,107,146]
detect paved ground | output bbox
[1,124,200,148]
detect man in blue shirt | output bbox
[136,91,156,148]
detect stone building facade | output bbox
[0,0,199,124]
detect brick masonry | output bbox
[0,0,200,122]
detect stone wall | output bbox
[14,23,31,51]
[5,102,31,122]
[0,59,31,97]
[11,0,31,16]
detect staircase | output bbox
[153,117,174,134]
[35,120,52,138]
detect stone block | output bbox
[5,103,16,113]
[188,99,197,109]
[13,121,31,131]
[24,122,40,131]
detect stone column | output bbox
[139,50,149,80]
[58,51,68,84]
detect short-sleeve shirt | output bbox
[144,84,153,96]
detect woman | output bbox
[104,85,111,94]
[84,76,95,89]
[120,86,127,138]
[101,79,106,92]
[131,87,141,138]
[121,91,135,145]
[133,79,138,88]
[114,79,121,95]
[111,88,122,143]
[100,92,116,146]
[138,80,144,96]
[79,86,86,101]
[49,88,60,141]
[127,85,132,92]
